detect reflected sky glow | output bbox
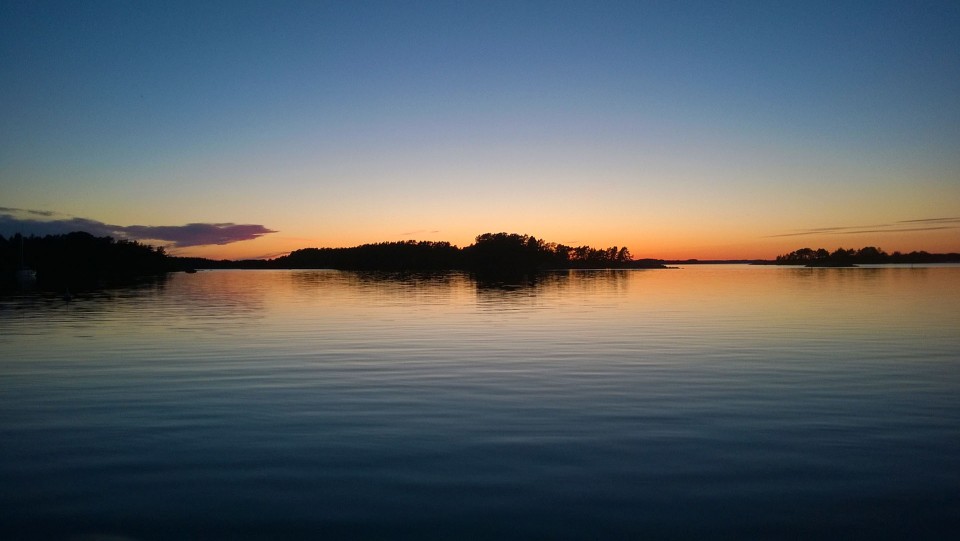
[1,267,958,538]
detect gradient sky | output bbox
[2,0,959,259]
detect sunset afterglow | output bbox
[2,1,958,260]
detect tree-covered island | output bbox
[275,233,663,271]
[773,246,960,267]
[1,232,169,289]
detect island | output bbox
[772,246,960,267]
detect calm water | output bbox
[1,266,958,540]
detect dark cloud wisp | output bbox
[768,217,960,238]
[0,206,57,217]
[0,211,276,247]
[123,223,277,247]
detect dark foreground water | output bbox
[1,266,958,540]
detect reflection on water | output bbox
[1,266,959,540]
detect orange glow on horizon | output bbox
[169,226,960,262]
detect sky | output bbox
[2,0,959,260]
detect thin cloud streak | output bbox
[897,217,960,224]
[0,206,57,217]
[399,229,442,237]
[0,210,276,247]
[768,218,960,238]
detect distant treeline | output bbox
[257,233,665,271]
[1,232,169,288]
[2,232,664,289]
[775,246,960,266]
[8,232,959,290]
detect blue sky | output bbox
[2,0,958,258]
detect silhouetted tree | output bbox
[1,232,170,289]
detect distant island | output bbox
[4,232,960,290]
[771,246,960,267]
[268,233,667,272]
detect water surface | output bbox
[2,266,958,539]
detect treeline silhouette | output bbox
[775,246,960,266]
[8,232,958,290]
[2,232,663,289]
[273,233,664,271]
[279,240,461,270]
[1,232,169,289]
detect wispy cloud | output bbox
[768,217,960,238]
[399,229,441,237]
[0,209,276,247]
[0,206,57,217]
[897,217,960,224]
